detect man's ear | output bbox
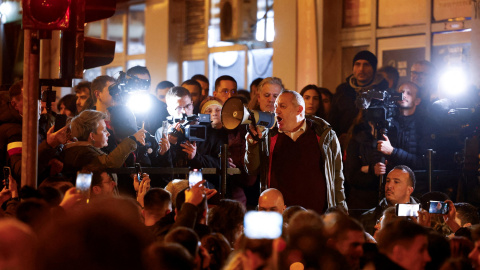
[298,105,304,115]
[94,90,101,99]
[415,97,421,106]
[213,91,218,98]
[92,186,101,195]
[408,186,414,195]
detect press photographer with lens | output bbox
[154,87,215,180]
[108,66,168,136]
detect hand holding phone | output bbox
[185,180,206,206]
[429,201,449,215]
[189,169,202,187]
[54,114,68,132]
[135,163,143,182]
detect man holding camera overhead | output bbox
[245,90,347,214]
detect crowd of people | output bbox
[1,50,480,269]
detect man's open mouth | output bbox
[276,116,283,123]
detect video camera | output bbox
[167,114,211,143]
[108,71,150,103]
[356,88,403,127]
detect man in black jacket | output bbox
[374,82,436,176]
[360,165,419,235]
[329,51,389,148]
[375,220,431,270]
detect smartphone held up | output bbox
[429,201,449,215]
[3,166,11,189]
[396,203,420,217]
[76,172,93,202]
[244,211,283,239]
[135,163,143,182]
[189,169,202,187]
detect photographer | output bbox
[155,87,218,181]
[374,82,437,176]
[126,66,169,135]
[154,87,196,168]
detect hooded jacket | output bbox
[244,115,347,212]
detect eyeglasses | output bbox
[175,103,193,112]
[217,89,237,95]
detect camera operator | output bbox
[330,51,389,148]
[374,82,437,176]
[154,87,210,179]
[107,105,167,191]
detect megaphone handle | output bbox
[247,124,263,142]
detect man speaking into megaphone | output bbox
[243,90,348,214]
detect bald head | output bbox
[258,188,286,214]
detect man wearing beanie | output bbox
[329,50,389,148]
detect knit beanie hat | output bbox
[353,50,378,73]
[201,99,222,114]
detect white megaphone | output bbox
[221,97,276,130]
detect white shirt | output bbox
[278,119,306,142]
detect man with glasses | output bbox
[181,79,203,114]
[154,87,198,172]
[90,170,118,199]
[213,75,237,104]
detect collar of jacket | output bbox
[348,73,386,92]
